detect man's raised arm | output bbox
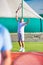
[16,3,22,21]
[16,13,18,21]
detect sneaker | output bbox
[19,48,22,52]
[22,48,25,52]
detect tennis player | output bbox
[0,24,12,65]
[16,10,29,52]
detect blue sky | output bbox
[24,0,43,14]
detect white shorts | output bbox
[18,33,24,42]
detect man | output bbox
[16,11,29,52]
[0,24,12,65]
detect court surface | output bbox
[11,52,43,65]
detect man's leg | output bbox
[18,33,23,52]
[18,33,22,47]
[21,41,25,52]
[18,41,23,52]
[21,41,25,48]
[21,34,25,52]
[2,51,11,65]
[0,52,1,65]
[18,41,22,47]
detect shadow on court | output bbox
[11,52,43,65]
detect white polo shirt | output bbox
[18,22,26,34]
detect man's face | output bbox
[20,18,24,22]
